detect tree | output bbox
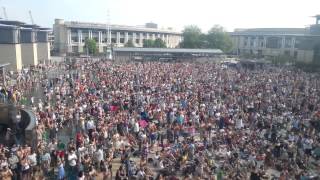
[153,38,166,48]
[206,25,233,52]
[180,25,203,48]
[84,38,97,55]
[143,39,154,48]
[180,24,233,52]
[124,40,135,47]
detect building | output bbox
[48,30,54,51]
[230,15,320,62]
[53,19,182,55]
[0,20,51,71]
[113,47,223,62]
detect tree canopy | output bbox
[153,38,166,48]
[180,25,203,49]
[84,38,97,55]
[180,25,233,52]
[143,38,166,48]
[143,39,154,48]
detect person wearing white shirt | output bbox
[68,150,77,167]
[235,117,244,129]
[137,169,146,179]
[134,121,140,134]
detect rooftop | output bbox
[231,28,309,36]
[0,20,26,26]
[62,20,181,35]
[0,23,19,29]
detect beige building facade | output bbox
[0,44,22,70]
[0,20,51,71]
[53,19,182,55]
[230,16,320,62]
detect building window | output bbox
[72,46,78,53]
[71,36,78,43]
[284,50,290,56]
[136,39,140,44]
[120,38,124,43]
[285,38,292,48]
[294,51,298,59]
[266,37,281,49]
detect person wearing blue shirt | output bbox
[57,162,65,180]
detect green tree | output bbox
[143,39,154,48]
[153,38,166,48]
[84,38,97,55]
[180,25,203,48]
[206,25,233,52]
[124,40,135,47]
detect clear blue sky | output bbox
[1,0,320,32]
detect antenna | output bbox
[106,9,112,60]
[28,10,34,25]
[107,10,111,46]
[2,7,8,20]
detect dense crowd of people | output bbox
[0,59,320,180]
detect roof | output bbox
[21,24,40,28]
[0,20,25,26]
[64,21,181,35]
[231,28,308,36]
[113,47,223,54]
[38,27,51,31]
[0,23,18,29]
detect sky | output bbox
[1,0,319,32]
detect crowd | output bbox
[0,59,320,180]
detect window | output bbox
[136,39,140,44]
[284,50,290,56]
[120,38,124,43]
[285,38,292,48]
[71,29,78,34]
[294,51,298,58]
[71,36,78,43]
[266,37,281,49]
[72,46,78,53]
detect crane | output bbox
[2,7,7,20]
[28,10,34,25]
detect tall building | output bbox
[0,20,51,71]
[53,19,182,55]
[230,15,320,62]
